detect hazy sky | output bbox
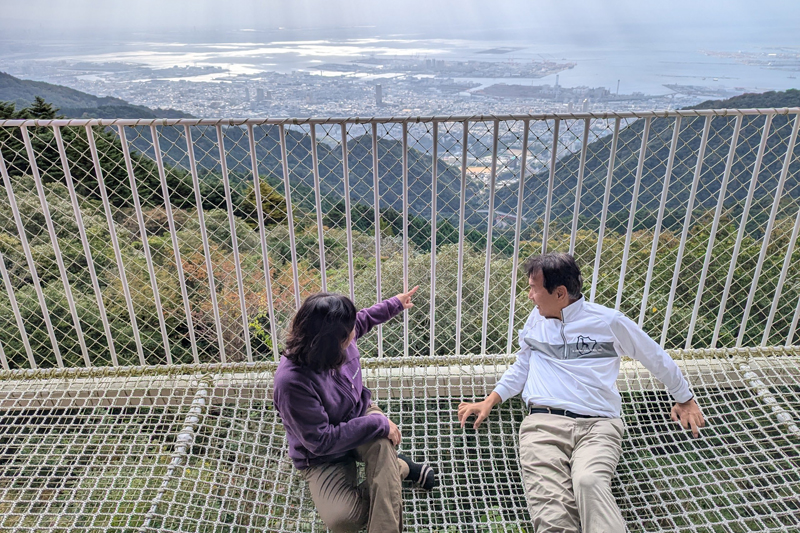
[2,0,798,49]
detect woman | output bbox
[273,288,436,533]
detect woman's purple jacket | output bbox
[273,297,404,469]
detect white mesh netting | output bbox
[0,348,798,532]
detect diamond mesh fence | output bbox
[1,112,799,368]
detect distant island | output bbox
[315,57,575,79]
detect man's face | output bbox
[528,271,565,319]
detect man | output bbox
[458,253,704,533]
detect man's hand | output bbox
[387,419,401,446]
[671,397,705,438]
[396,286,419,310]
[458,398,495,430]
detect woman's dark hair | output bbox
[524,253,584,299]
[283,292,357,372]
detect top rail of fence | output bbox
[2,107,800,128]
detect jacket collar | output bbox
[560,296,585,323]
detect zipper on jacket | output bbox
[331,369,357,410]
[560,310,568,359]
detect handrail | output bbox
[1,107,799,128]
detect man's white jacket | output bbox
[493,296,693,418]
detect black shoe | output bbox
[398,453,438,491]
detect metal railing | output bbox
[0,108,799,369]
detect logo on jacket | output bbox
[576,335,597,356]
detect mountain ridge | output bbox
[0,71,193,119]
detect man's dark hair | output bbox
[283,293,357,372]
[524,253,584,299]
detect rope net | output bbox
[0,349,798,532]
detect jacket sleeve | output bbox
[275,377,390,456]
[492,345,531,403]
[355,296,404,340]
[610,313,694,404]
[492,316,534,403]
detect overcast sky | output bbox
[2,0,798,49]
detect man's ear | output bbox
[558,285,569,300]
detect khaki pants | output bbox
[301,405,409,533]
[518,413,625,533]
